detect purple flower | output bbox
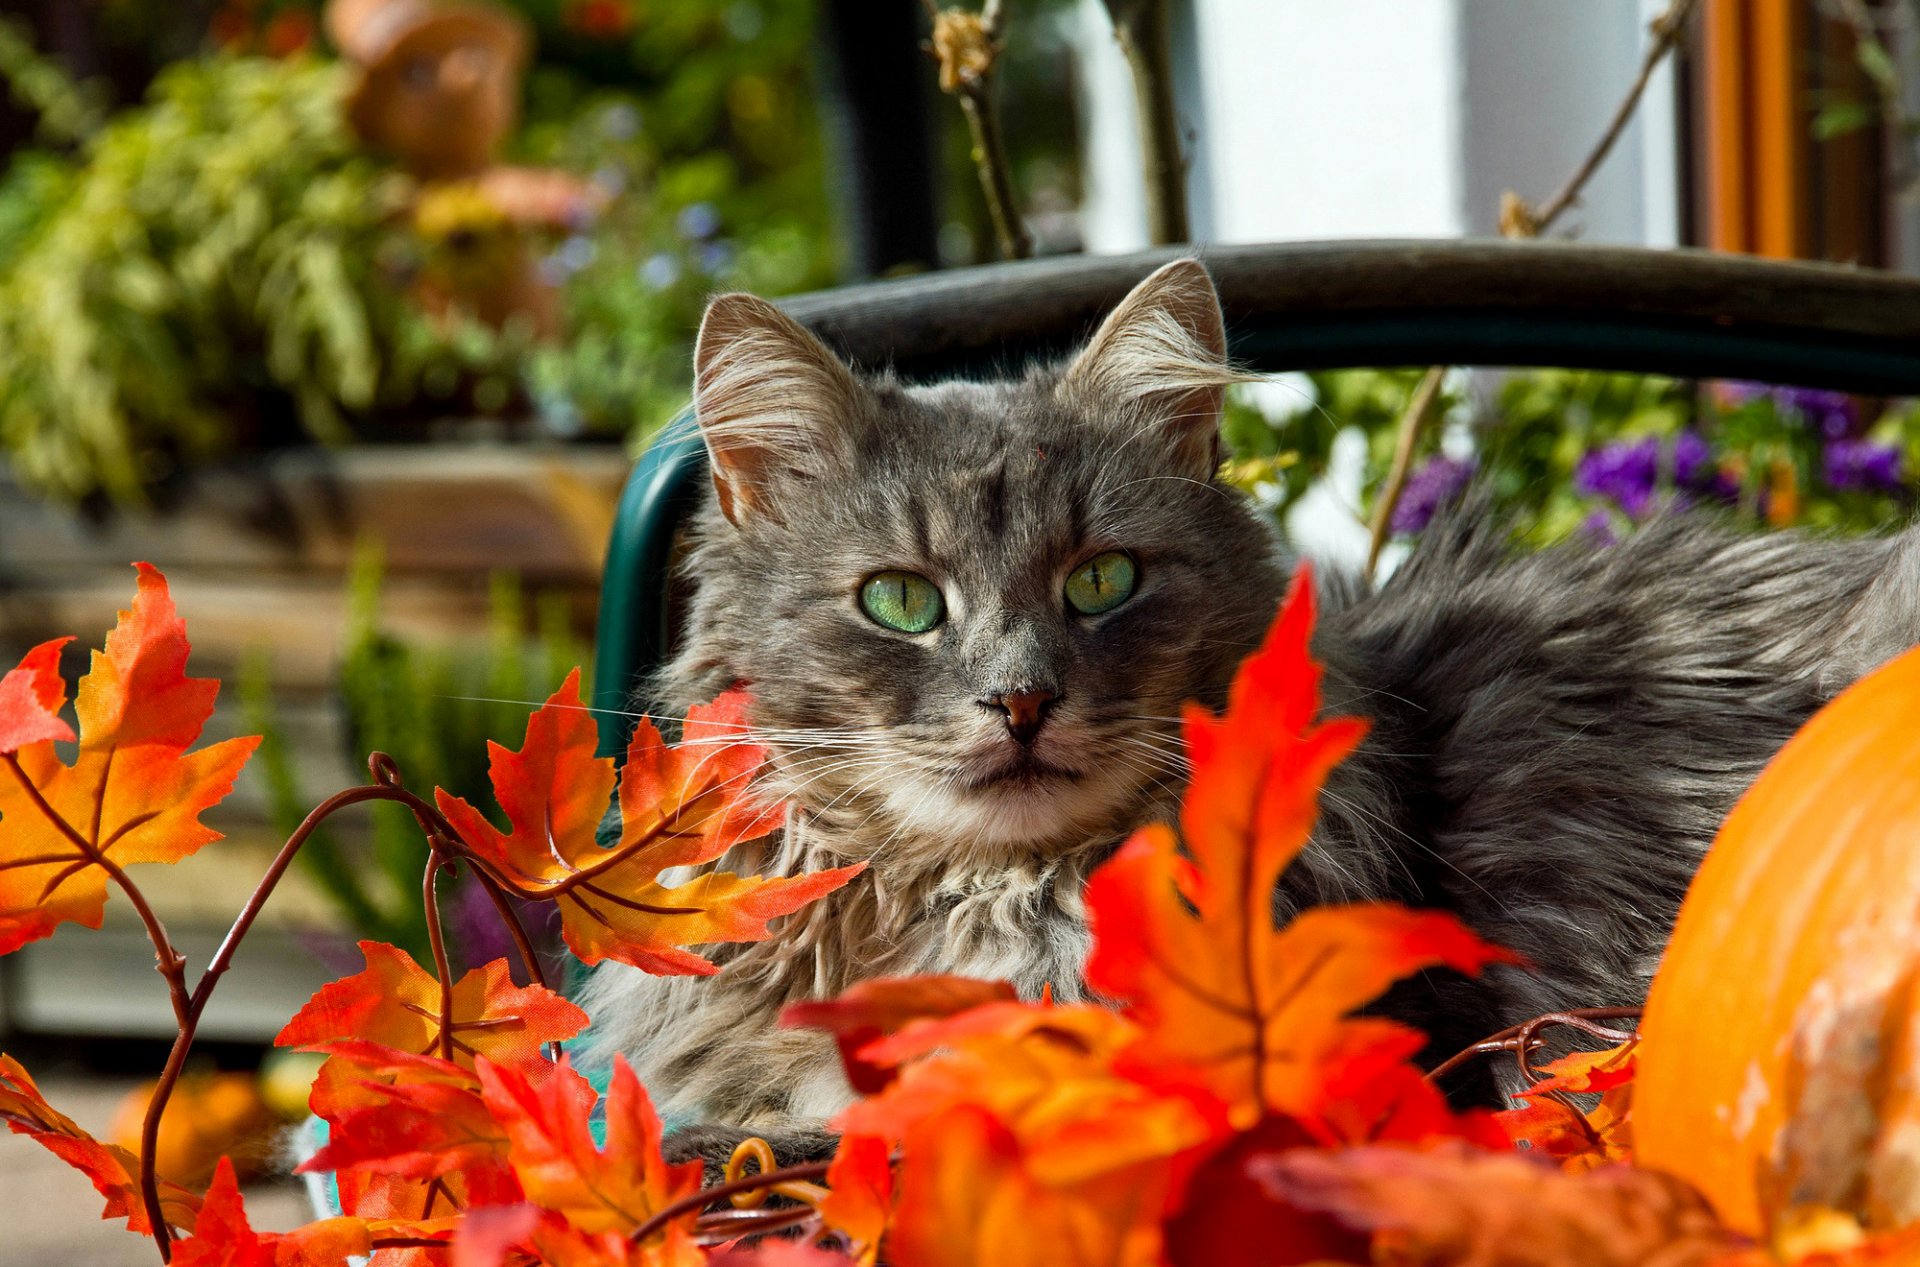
[1777,387,1861,440]
[677,202,722,241]
[1822,439,1903,493]
[1576,433,1735,517]
[1391,455,1476,535]
[1574,436,1660,517]
[1725,382,1862,440]
[1580,510,1618,546]
[1673,429,1739,504]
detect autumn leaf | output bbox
[1083,568,1518,1131]
[0,564,257,953]
[0,638,75,753]
[435,672,864,975]
[0,1052,202,1235]
[817,1134,893,1265]
[169,1157,381,1267]
[781,975,1018,1094]
[277,940,588,1075]
[294,1041,520,1248]
[1161,1116,1371,1267]
[476,1054,703,1241]
[1497,1041,1636,1171]
[835,1001,1221,1187]
[1250,1142,1745,1267]
[300,1076,516,1194]
[888,1104,1168,1267]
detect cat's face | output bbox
[675,261,1287,867]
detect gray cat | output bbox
[577,259,1920,1158]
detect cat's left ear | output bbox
[1062,258,1236,479]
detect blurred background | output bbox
[2,1,1920,1257]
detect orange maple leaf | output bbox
[781,974,1018,1094]
[277,940,588,1074]
[0,1052,202,1235]
[475,1054,703,1242]
[0,564,257,953]
[1083,569,1518,1130]
[1498,1042,1636,1171]
[435,672,865,975]
[170,1157,379,1267]
[452,1202,707,1267]
[817,1134,894,1266]
[300,1076,516,1192]
[888,1103,1169,1267]
[294,1040,521,1245]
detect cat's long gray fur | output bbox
[576,259,1920,1150]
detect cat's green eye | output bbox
[1065,551,1138,616]
[860,571,945,633]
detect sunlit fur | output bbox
[578,259,1920,1145]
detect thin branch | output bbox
[924,0,1033,259]
[1363,0,1699,578]
[139,760,464,1259]
[628,1159,834,1246]
[1503,0,1701,237]
[423,847,458,1063]
[1363,367,1449,579]
[1425,1007,1643,1087]
[1104,0,1189,244]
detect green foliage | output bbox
[0,8,836,493]
[0,53,508,503]
[242,545,588,960]
[1223,368,1920,549]
[508,0,837,439]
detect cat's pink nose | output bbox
[983,689,1060,745]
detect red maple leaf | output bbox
[817,1134,894,1265]
[0,638,74,753]
[435,673,865,975]
[476,1054,703,1241]
[0,1052,202,1235]
[0,564,258,952]
[1083,568,1519,1131]
[782,975,1018,1094]
[276,940,587,1079]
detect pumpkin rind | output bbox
[1637,643,1920,1235]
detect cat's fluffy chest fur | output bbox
[575,259,1920,1133]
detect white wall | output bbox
[1075,0,1684,249]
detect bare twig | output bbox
[924,0,1033,259]
[1362,367,1449,578]
[629,1159,835,1246]
[1104,0,1189,244]
[1426,1007,1644,1086]
[1363,0,1699,579]
[138,755,480,1258]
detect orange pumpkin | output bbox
[1637,642,1920,1236]
[107,1071,277,1188]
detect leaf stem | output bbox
[1361,0,1698,577]
[138,758,466,1259]
[1,752,191,1029]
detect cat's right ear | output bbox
[693,293,863,525]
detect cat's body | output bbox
[577,260,1920,1142]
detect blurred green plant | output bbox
[0,4,838,498]
[0,45,525,503]
[241,545,588,963]
[1223,368,1920,549]
[506,0,837,438]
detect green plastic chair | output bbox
[589,239,1920,758]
